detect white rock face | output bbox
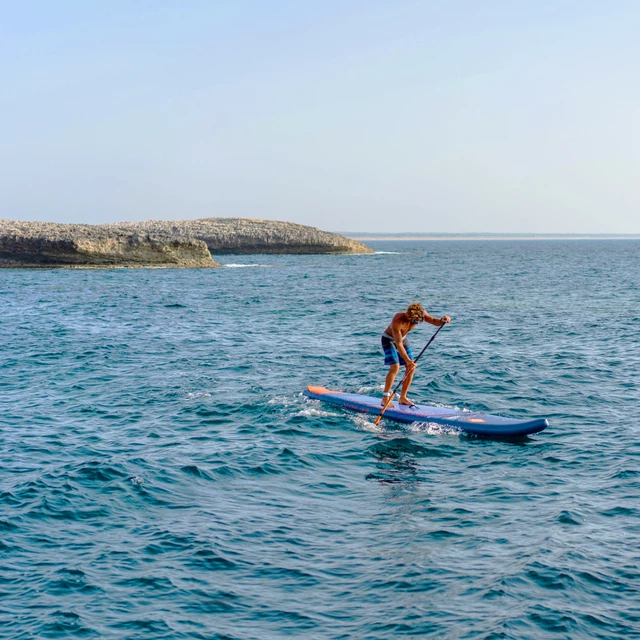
[103,218,373,254]
[0,221,218,268]
[0,217,372,268]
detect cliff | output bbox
[106,218,373,255]
[0,220,219,268]
[0,218,372,268]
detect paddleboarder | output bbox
[381,303,450,407]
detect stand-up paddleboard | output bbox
[303,386,549,437]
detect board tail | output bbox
[306,385,342,395]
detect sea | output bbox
[1,240,639,639]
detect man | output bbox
[381,302,451,407]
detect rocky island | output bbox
[0,218,372,268]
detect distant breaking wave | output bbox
[222,263,268,268]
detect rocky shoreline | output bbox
[0,218,372,268]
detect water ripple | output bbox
[1,241,639,638]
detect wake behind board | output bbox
[303,386,549,437]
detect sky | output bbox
[1,1,638,233]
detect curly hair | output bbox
[406,302,424,322]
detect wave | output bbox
[407,421,463,436]
[222,263,269,268]
[3,240,639,639]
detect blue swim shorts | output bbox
[381,335,414,366]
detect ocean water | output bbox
[1,240,639,639]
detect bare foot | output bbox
[381,394,395,407]
[399,397,417,407]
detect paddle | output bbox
[374,322,446,426]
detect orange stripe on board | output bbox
[306,386,342,395]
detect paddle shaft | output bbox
[374,322,446,426]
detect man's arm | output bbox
[424,311,451,326]
[391,316,414,365]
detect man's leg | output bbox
[399,365,415,405]
[382,364,400,406]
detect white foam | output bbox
[270,394,342,418]
[428,402,469,412]
[295,407,339,418]
[185,391,211,399]
[407,421,463,436]
[349,413,386,433]
[222,263,268,268]
[357,385,384,395]
[374,251,401,255]
[268,395,295,407]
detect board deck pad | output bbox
[303,386,549,437]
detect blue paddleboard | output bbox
[303,386,549,437]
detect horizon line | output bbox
[340,232,640,240]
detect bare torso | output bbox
[383,312,416,342]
